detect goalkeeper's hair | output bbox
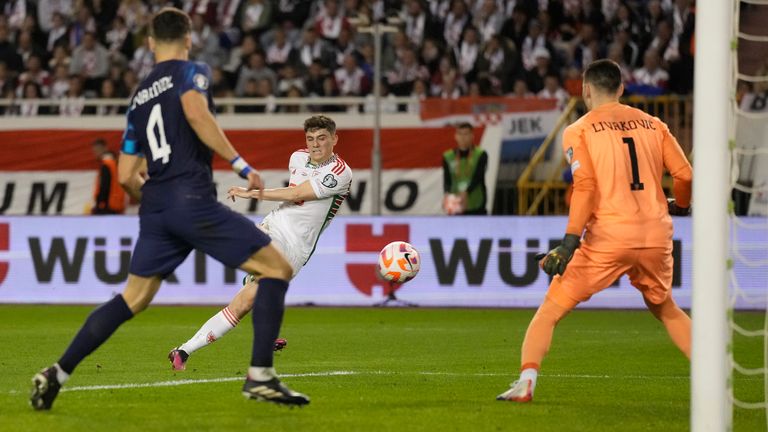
[583,59,623,94]
[304,115,337,134]
[151,7,191,42]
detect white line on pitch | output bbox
[7,370,758,395]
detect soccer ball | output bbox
[377,241,420,283]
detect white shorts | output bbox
[257,223,303,279]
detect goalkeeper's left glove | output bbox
[535,234,581,277]
[667,198,690,216]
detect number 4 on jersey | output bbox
[147,103,172,164]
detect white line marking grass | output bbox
[8,370,758,395]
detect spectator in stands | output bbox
[510,78,534,98]
[639,0,667,49]
[211,66,234,99]
[386,47,429,96]
[476,34,519,95]
[266,26,297,70]
[474,0,504,43]
[443,0,470,48]
[650,19,680,67]
[280,85,306,113]
[364,80,398,114]
[59,74,86,116]
[120,68,138,98]
[46,12,68,52]
[16,30,45,70]
[236,51,277,96]
[614,27,640,68]
[68,6,97,48]
[442,122,488,215]
[332,27,357,68]
[455,26,481,79]
[48,45,71,70]
[409,78,429,112]
[314,0,350,43]
[537,73,570,110]
[49,65,70,99]
[0,22,22,73]
[69,32,109,90]
[402,0,431,46]
[382,29,410,72]
[572,22,601,70]
[18,55,51,98]
[430,54,461,97]
[610,2,640,41]
[439,74,462,99]
[526,46,556,93]
[334,53,368,98]
[521,19,552,71]
[296,27,334,70]
[240,0,273,38]
[21,14,46,51]
[236,78,261,113]
[116,0,148,34]
[607,42,634,84]
[222,34,258,83]
[96,79,120,115]
[629,48,669,95]
[90,138,125,214]
[277,64,305,96]
[15,81,47,116]
[500,5,530,52]
[190,13,225,68]
[105,16,133,63]
[419,37,442,76]
[304,59,328,97]
[38,0,74,34]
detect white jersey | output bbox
[261,150,352,274]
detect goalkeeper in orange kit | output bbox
[497,59,693,402]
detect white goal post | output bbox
[691,0,733,430]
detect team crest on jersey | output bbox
[193,73,209,90]
[566,147,573,163]
[322,174,338,188]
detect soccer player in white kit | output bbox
[168,115,352,370]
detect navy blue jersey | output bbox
[121,60,217,213]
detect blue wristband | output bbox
[230,156,252,179]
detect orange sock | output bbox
[645,296,691,359]
[520,296,571,370]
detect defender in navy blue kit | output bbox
[30,7,309,411]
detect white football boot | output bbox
[496,379,533,402]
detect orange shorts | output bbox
[546,244,673,310]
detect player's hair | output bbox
[456,122,473,131]
[583,59,623,94]
[304,115,337,134]
[151,7,191,42]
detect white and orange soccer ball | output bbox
[377,241,421,283]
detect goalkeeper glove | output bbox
[535,234,581,277]
[667,198,690,216]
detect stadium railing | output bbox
[516,94,693,215]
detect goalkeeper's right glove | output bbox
[535,234,581,277]
[667,198,690,216]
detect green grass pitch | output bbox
[0,305,764,431]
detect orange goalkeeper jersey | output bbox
[563,102,692,249]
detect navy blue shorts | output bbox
[129,201,270,278]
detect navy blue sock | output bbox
[58,295,134,374]
[251,278,289,367]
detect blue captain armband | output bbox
[230,155,252,179]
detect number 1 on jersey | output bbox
[147,103,172,164]
[622,137,644,191]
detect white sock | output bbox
[248,366,277,381]
[520,368,539,394]
[53,363,70,385]
[179,307,239,355]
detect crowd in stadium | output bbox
[0,0,695,115]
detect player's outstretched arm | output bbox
[228,182,318,203]
[181,90,264,196]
